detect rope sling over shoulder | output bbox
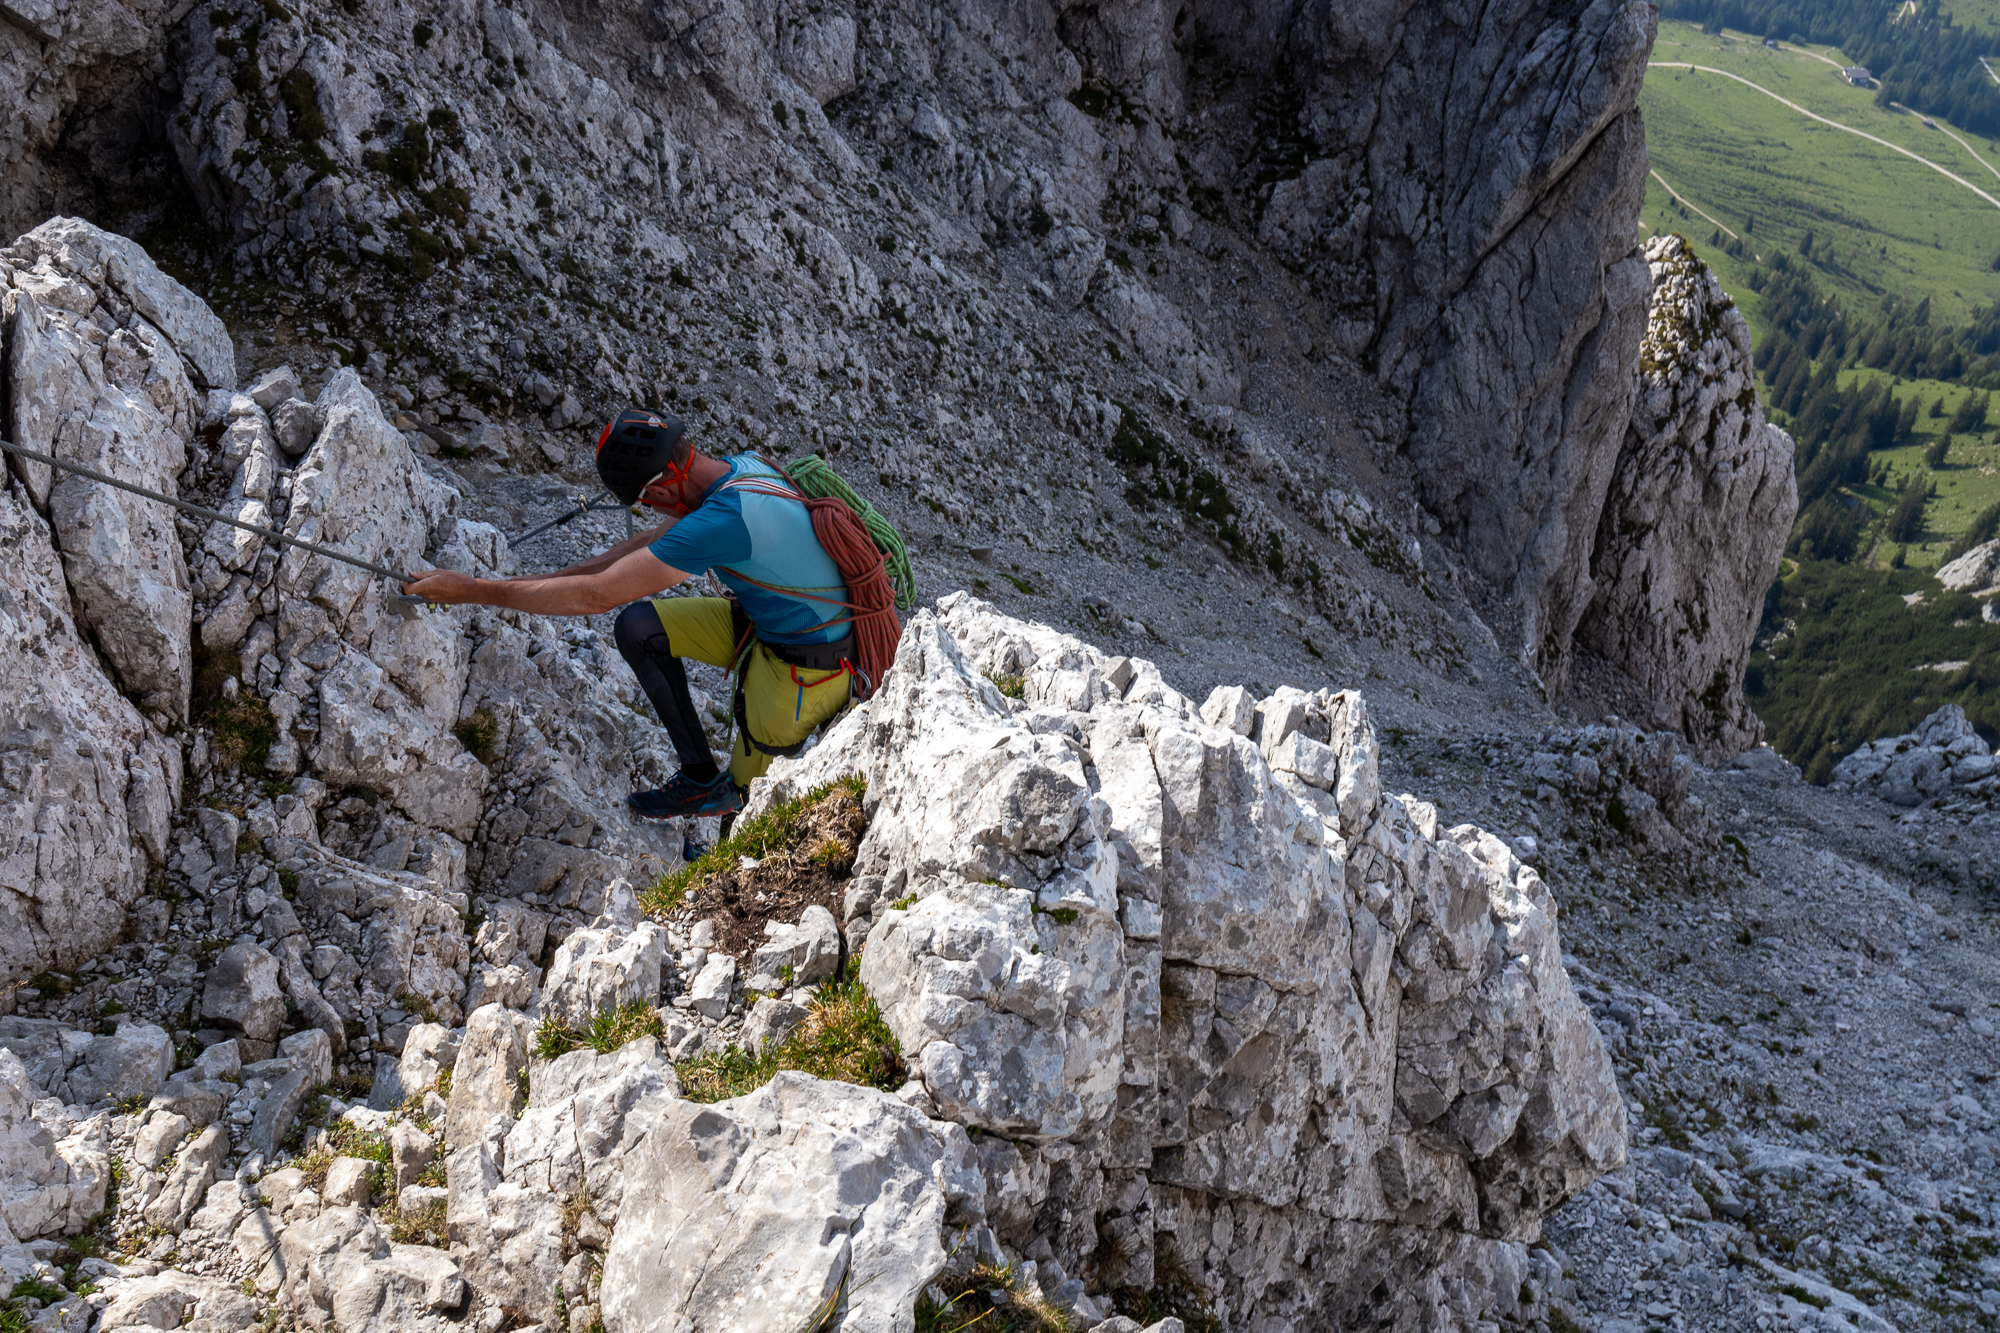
[715,455,914,757]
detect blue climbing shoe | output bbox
[628,772,744,820]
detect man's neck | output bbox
[685,453,732,496]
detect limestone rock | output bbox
[1577,236,1798,758]
[387,1122,437,1192]
[0,1050,108,1239]
[601,1072,966,1333]
[443,1005,530,1152]
[1937,539,2000,593]
[540,916,666,1031]
[95,1268,260,1331]
[0,474,170,985]
[200,943,287,1044]
[757,599,1624,1323]
[1830,705,1996,806]
[370,1022,460,1112]
[740,997,809,1053]
[452,1036,679,1324]
[323,1156,374,1208]
[279,1208,467,1333]
[686,952,735,1020]
[144,1123,228,1232]
[0,1018,172,1106]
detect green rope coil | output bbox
[784,454,917,611]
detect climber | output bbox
[402,408,863,820]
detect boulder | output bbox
[200,943,286,1044]
[279,1208,467,1333]
[323,1157,374,1208]
[749,904,841,986]
[754,599,1625,1320]
[143,1123,228,1232]
[0,1050,108,1239]
[540,917,666,1031]
[369,1022,461,1112]
[1937,539,2000,593]
[601,1073,970,1333]
[95,1267,261,1331]
[387,1122,437,1192]
[686,952,736,1020]
[443,1005,530,1152]
[740,997,809,1053]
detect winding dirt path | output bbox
[1888,100,2000,183]
[1647,170,1742,241]
[1647,62,2000,211]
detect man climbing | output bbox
[403,408,866,820]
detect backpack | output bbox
[714,454,914,702]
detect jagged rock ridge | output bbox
[0,219,1623,1331]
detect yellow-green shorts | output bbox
[646,596,851,787]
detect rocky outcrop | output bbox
[1936,539,2000,594]
[1830,704,2000,808]
[1577,236,1798,757]
[760,593,1625,1326]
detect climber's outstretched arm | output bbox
[404,547,691,617]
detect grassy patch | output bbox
[535,1000,663,1060]
[675,968,902,1103]
[640,775,866,919]
[453,707,500,766]
[985,672,1026,699]
[1640,26,2000,328]
[916,1263,1080,1333]
[386,1195,446,1246]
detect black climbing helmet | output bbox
[595,407,689,505]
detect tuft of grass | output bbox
[535,1000,663,1061]
[396,989,439,1024]
[208,692,278,771]
[675,968,902,1104]
[386,1196,446,1246]
[453,707,500,766]
[641,775,866,918]
[984,673,1026,700]
[916,1262,1080,1333]
[1109,1248,1224,1333]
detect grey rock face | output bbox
[762,597,1624,1324]
[442,1004,529,1153]
[1577,237,1798,757]
[601,1072,966,1333]
[0,379,180,985]
[0,0,1771,746]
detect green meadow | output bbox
[1640,23,2000,329]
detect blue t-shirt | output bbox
[648,454,850,645]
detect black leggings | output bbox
[613,601,719,781]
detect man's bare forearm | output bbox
[471,565,683,617]
[543,518,677,578]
